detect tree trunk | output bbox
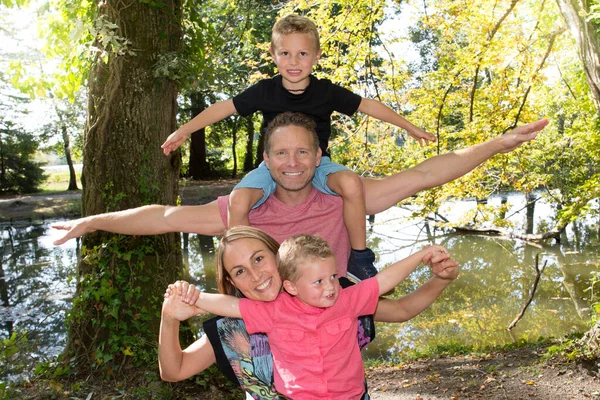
[231,119,238,178]
[243,117,254,172]
[188,92,212,180]
[61,125,78,191]
[71,1,183,373]
[254,130,265,168]
[556,0,600,114]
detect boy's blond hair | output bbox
[271,14,321,52]
[277,234,333,282]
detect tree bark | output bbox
[188,92,213,179]
[556,0,600,114]
[243,117,254,172]
[61,124,78,191]
[72,1,183,372]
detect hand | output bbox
[161,130,188,156]
[405,126,436,147]
[162,282,206,321]
[498,119,549,153]
[168,280,202,305]
[423,249,459,281]
[51,218,94,245]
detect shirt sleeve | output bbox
[344,277,379,317]
[239,298,275,334]
[232,81,262,117]
[330,82,362,116]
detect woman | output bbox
[159,226,458,399]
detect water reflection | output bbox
[1,192,597,364]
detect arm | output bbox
[362,118,549,214]
[375,245,449,295]
[161,99,237,155]
[374,253,459,322]
[51,201,226,245]
[159,286,216,381]
[358,98,436,145]
[194,292,242,319]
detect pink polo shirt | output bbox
[218,188,351,276]
[239,277,379,399]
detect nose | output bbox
[286,153,298,167]
[323,278,334,291]
[247,267,261,282]
[290,54,298,65]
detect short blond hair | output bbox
[277,234,333,282]
[271,14,320,53]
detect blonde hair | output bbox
[216,226,280,297]
[271,14,320,53]
[277,234,333,282]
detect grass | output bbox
[39,170,82,193]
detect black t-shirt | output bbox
[232,75,362,157]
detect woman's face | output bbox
[223,238,283,302]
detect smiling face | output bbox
[270,32,321,91]
[222,238,283,302]
[283,256,340,308]
[263,124,322,196]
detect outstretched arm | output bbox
[374,252,459,322]
[362,118,549,214]
[193,292,242,319]
[358,98,436,146]
[159,285,216,382]
[161,99,237,155]
[375,245,449,295]
[51,201,226,245]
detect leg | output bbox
[228,188,263,227]
[327,170,367,251]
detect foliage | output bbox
[0,120,45,193]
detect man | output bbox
[53,112,548,271]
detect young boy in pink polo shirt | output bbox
[186,234,457,399]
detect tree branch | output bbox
[508,254,547,330]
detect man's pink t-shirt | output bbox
[217,188,351,276]
[239,277,379,399]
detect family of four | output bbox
[53,13,548,400]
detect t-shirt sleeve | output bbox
[345,277,379,317]
[330,82,362,116]
[232,82,262,117]
[239,298,274,334]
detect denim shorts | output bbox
[234,156,349,208]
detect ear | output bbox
[226,276,236,289]
[263,151,270,169]
[283,280,298,296]
[314,49,322,65]
[316,148,322,167]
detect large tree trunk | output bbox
[556,0,600,114]
[70,1,183,373]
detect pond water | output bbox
[1,192,598,364]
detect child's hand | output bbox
[168,280,202,305]
[422,247,459,281]
[162,282,206,321]
[161,130,188,156]
[405,126,436,147]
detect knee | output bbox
[335,172,364,199]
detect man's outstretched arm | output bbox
[362,119,549,214]
[52,201,226,245]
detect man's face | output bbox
[264,125,321,193]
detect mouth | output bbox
[325,293,336,300]
[283,171,303,177]
[255,277,273,292]
[287,69,301,75]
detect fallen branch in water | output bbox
[508,254,547,331]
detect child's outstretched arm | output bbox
[375,245,450,296]
[358,98,436,146]
[161,99,237,155]
[192,290,242,319]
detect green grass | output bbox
[39,171,82,192]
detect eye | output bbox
[235,268,245,277]
[298,150,308,155]
[254,255,263,264]
[314,279,322,285]
[281,51,289,56]
[331,274,337,280]
[300,51,308,56]
[277,151,286,156]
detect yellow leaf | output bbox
[122,346,134,356]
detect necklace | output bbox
[287,87,307,93]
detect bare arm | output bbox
[162,99,238,155]
[357,98,436,145]
[194,292,242,319]
[374,252,459,322]
[52,201,226,245]
[362,118,549,214]
[159,288,216,381]
[375,245,448,295]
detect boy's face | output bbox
[283,256,340,308]
[270,33,321,89]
